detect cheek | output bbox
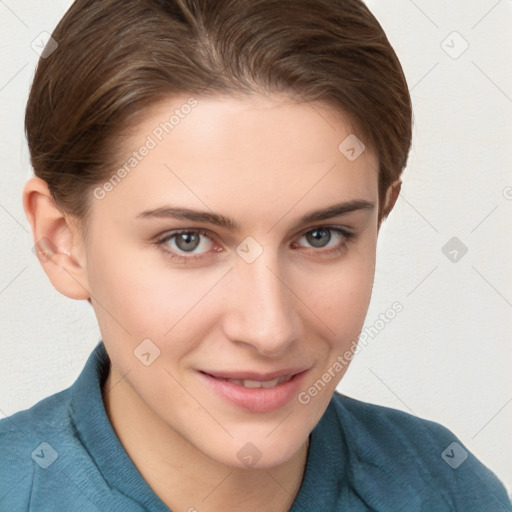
[86,241,225,349]
[299,239,376,336]
[84,237,162,342]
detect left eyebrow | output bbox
[289,199,375,230]
[136,199,375,232]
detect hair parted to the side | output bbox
[25,0,412,224]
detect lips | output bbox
[197,367,310,413]
[200,366,310,382]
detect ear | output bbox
[23,177,91,300]
[378,179,402,228]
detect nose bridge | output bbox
[224,248,301,355]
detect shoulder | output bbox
[330,391,457,447]
[0,388,73,437]
[0,389,74,507]
[328,392,511,511]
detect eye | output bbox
[293,226,356,255]
[155,229,217,262]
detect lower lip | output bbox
[198,370,308,413]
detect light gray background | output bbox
[1,0,511,494]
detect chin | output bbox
[205,433,307,471]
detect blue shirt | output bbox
[1,341,510,511]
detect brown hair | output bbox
[25,0,412,224]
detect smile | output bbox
[198,369,310,413]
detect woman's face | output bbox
[83,93,380,469]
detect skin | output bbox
[24,93,400,511]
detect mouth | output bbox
[200,373,295,389]
[229,374,294,388]
[197,367,310,413]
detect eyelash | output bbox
[153,226,357,263]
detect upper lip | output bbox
[200,367,310,381]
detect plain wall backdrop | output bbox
[1,0,511,496]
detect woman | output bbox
[1,0,510,510]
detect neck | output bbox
[102,366,309,512]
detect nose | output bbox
[222,249,302,357]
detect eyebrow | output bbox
[136,199,375,231]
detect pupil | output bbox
[307,229,330,248]
[176,232,199,252]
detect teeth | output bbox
[243,379,264,388]
[261,378,280,388]
[225,375,292,388]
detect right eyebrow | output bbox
[136,206,238,230]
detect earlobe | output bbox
[23,177,91,300]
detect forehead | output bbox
[93,94,379,222]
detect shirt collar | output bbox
[290,394,420,511]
